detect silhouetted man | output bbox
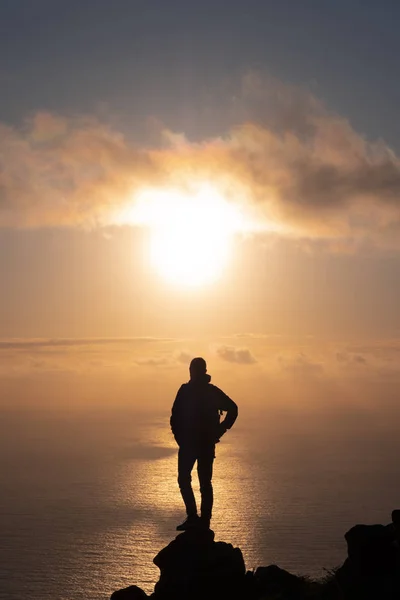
[170,357,238,531]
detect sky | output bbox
[2,0,400,409]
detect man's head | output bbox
[189,357,207,380]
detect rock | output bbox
[109,508,400,600]
[336,517,400,599]
[392,510,400,542]
[153,526,215,570]
[152,528,246,599]
[344,523,396,576]
[392,510,400,525]
[254,564,310,599]
[110,584,148,599]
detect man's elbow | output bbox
[231,398,238,414]
[232,404,238,425]
[226,401,238,429]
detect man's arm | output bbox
[170,385,185,443]
[213,386,238,432]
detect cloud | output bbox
[278,352,324,376]
[0,337,172,351]
[174,350,193,365]
[215,345,257,364]
[345,340,400,362]
[0,113,158,228]
[233,333,284,339]
[133,357,169,367]
[0,338,205,377]
[336,352,367,366]
[2,77,400,250]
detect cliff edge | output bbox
[111,509,400,600]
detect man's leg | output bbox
[197,446,215,525]
[177,447,198,517]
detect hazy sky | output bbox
[4,13,400,600]
[1,1,400,143]
[2,0,400,383]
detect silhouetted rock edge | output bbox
[111,509,400,599]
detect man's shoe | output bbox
[176,515,200,531]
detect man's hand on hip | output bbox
[215,422,227,443]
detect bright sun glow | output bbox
[130,185,249,287]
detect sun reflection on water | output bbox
[112,424,272,593]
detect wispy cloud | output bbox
[215,344,257,364]
[133,357,169,367]
[174,350,193,365]
[0,337,173,351]
[336,352,367,367]
[277,352,324,376]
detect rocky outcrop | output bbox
[111,509,400,599]
[336,510,400,599]
[153,527,246,599]
[110,586,148,599]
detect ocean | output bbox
[1,406,399,599]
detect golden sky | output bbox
[2,76,400,410]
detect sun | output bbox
[131,185,246,287]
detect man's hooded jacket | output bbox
[170,373,238,448]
